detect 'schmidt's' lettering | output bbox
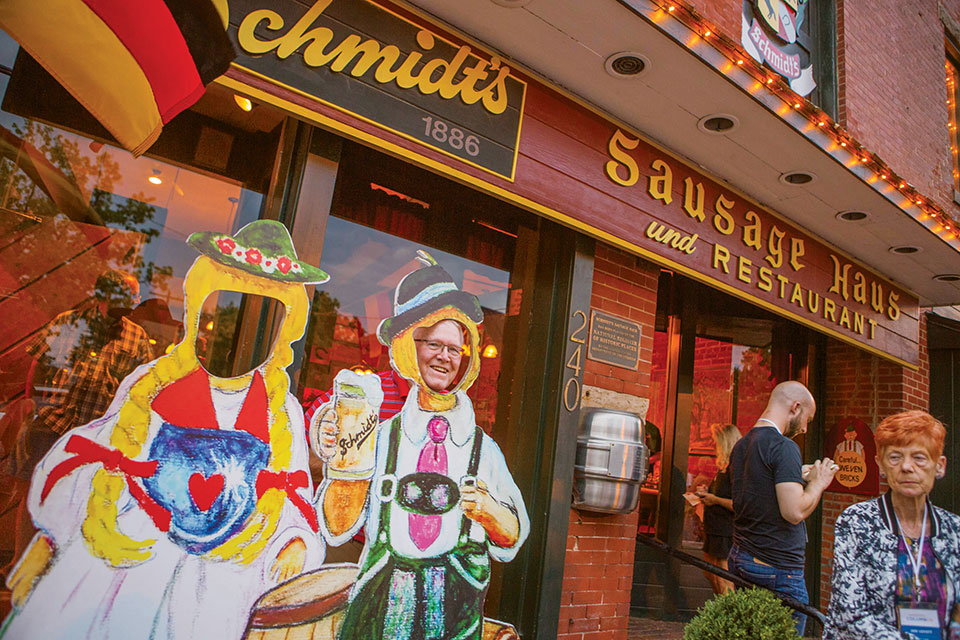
[237,0,512,115]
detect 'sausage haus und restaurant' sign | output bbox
[223,0,920,368]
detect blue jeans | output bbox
[728,544,808,636]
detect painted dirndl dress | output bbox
[1,367,323,640]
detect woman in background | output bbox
[697,423,741,594]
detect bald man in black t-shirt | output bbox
[728,381,838,636]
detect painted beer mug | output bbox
[322,369,384,479]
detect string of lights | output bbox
[641,0,960,250]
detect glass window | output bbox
[637,276,789,544]
[682,331,776,549]
[806,0,838,118]
[296,143,522,439]
[742,0,837,116]
[0,31,18,70]
[0,51,286,568]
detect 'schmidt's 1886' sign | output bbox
[741,0,815,96]
[229,0,526,180]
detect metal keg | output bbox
[573,409,648,514]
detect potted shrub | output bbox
[684,587,802,640]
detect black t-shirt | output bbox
[730,426,806,570]
[703,468,733,537]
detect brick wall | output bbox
[837,0,847,125]
[817,316,930,611]
[686,0,960,219]
[841,0,960,215]
[556,244,659,640]
[685,1,740,46]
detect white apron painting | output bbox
[309,251,529,640]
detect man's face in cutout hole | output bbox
[413,320,465,392]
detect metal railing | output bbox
[636,534,826,629]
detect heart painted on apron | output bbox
[189,472,225,511]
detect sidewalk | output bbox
[627,616,686,640]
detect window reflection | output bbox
[682,329,776,549]
[299,216,511,435]
[22,269,152,443]
[0,32,17,71]
[0,74,283,573]
[946,47,960,190]
[294,141,518,443]
[196,291,287,379]
[638,277,780,543]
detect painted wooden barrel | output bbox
[245,562,520,640]
[244,564,359,640]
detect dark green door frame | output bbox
[493,225,595,640]
[659,275,697,616]
[929,312,960,514]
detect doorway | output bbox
[631,271,823,619]
[929,312,960,514]
[282,132,577,635]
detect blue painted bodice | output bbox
[143,423,270,554]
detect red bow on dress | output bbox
[42,434,170,531]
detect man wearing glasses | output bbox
[310,251,528,639]
[412,321,464,392]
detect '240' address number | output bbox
[421,117,480,157]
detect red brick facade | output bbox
[560,253,936,630]
[686,1,740,47]
[556,244,658,640]
[842,0,956,205]
[552,0,950,632]
[818,316,931,610]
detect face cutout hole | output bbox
[413,319,471,393]
[197,291,285,378]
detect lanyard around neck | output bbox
[894,502,929,594]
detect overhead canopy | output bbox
[406,0,960,306]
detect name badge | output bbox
[898,603,941,640]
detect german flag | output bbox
[0,0,236,156]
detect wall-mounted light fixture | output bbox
[234,94,254,112]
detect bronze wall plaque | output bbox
[587,310,641,371]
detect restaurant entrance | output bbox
[632,271,825,619]
[279,129,592,635]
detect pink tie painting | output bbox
[410,415,450,551]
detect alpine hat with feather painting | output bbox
[377,250,482,344]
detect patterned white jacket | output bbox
[824,492,960,640]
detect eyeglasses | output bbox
[414,339,464,359]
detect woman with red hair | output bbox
[825,410,960,640]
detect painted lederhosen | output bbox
[338,416,489,640]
